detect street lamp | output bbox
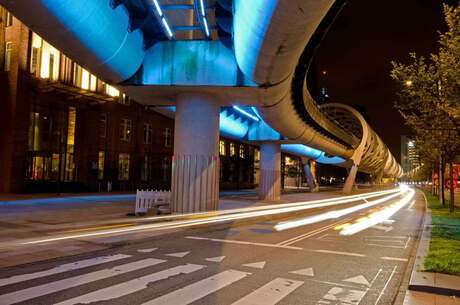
[405,80,413,87]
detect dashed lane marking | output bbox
[231,277,303,305]
[185,236,303,250]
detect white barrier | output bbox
[135,189,171,214]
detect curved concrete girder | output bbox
[0,0,145,83]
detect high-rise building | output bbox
[400,135,420,176]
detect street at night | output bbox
[0,0,459,304]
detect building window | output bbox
[120,118,132,142]
[164,128,172,147]
[119,93,130,105]
[4,42,12,72]
[118,153,130,181]
[99,114,107,138]
[105,84,120,97]
[5,11,13,27]
[230,143,236,156]
[98,151,105,180]
[30,47,39,75]
[140,155,150,181]
[219,140,226,156]
[239,144,245,159]
[40,40,60,80]
[144,124,152,144]
[64,107,76,181]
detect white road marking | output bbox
[404,236,411,248]
[242,261,266,269]
[0,258,165,305]
[289,267,314,277]
[367,243,405,249]
[374,266,397,305]
[231,277,303,305]
[317,287,366,305]
[305,279,358,289]
[137,248,157,253]
[0,254,130,287]
[372,225,393,232]
[312,249,366,257]
[141,269,251,305]
[277,219,351,246]
[165,251,190,258]
[380,256,408,262]
[55,263,205,305]
[185,236,303,250]
[407,200,416,210]
[205,256,226,263]
[343,275,370,286]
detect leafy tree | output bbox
[391,3,460,212]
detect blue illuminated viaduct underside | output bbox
[1,0,402,212]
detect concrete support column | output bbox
[343,164,358,194]
[171,94,220,213]
[259,143,281,201]
[302,157,319,192]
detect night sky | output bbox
[313,0,451,160]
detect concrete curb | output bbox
[408,191,460,297]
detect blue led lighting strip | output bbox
[152,0,174,39]
[233,106,260,121]
[196,0,210,38]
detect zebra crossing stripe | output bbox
[0,258,165,305]
[142,270,251,305]
[231,278,303,305]
[0,254,130,287]
[54,264,206,305]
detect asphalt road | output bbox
[0,187,424,305]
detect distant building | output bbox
[400,135,420,176]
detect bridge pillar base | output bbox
[171,94,220,213]
[343,164,358,194]
[302,158,319,193]
[259,143,281,201]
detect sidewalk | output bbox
[401,190,460,305]
[0,187,377,268]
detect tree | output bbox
[391,3,460,212]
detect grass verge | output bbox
[423,189,460,275]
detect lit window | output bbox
[230,143,236,156]
[5,11,13,27]
[98,151,105,180]
[81,68,90,90]
[30,33,42,75]
[40,41,60,80]
[90,74,97,91]
[219,140,226,156]
[144,124,152,144]
[164,128,171,147]
[64,107,76,181]
[118,153,130,181]
[254,149,260,162]
[239,144,245,159]
[105,84,120,97]
[4,42,12,72]
[120,118,132,142]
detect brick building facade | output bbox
[0,9,264,193]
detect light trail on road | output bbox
[18,188,402,245]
